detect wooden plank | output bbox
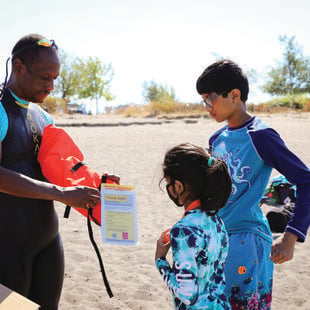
[0,283,40,309]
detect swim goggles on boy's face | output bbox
[201,91,226,110]
[12,38,58,57]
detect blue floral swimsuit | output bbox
[156,203,231,309]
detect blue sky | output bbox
[1,0,309,107]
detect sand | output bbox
[52,113,310,310]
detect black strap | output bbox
[70,161,85,172]
[62,159,113,296]
[0,58,10,100]
[87,207,113,298]
[64,205,71,218]
[64,161,85,219]
[101,174,108,183]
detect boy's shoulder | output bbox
[209,116,269,135]
[247,116,271,132]
[247,116,282,144]
[209,116,280,149]
[211,116,273,136]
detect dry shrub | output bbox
[40,96,67,113]
[145,101,206,116]
[144,100,180,115]
[113,96,310,117]
[302,99,310,112]
[251,95,310,113]
[113,104,149,117]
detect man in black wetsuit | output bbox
[0,34,100,309]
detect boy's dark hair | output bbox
[11,33,51,67]
[161,143,232,215]
[196,59,249,102]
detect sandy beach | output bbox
[52,113,310,310]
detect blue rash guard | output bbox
[0,89,54,142]
[156,207,231,310]
[209,116,310,242]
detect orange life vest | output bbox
[37,124,103,225]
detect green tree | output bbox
[263,36,310,96]
[142,80,176,103]
[54,50,80,102]
[76,57,113,114]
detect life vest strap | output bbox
[64,161,85,219]
[70,161,85,172]
[87,208,113,298]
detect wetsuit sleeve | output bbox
[155,225,199,306]
[0,102,8,142]
[250,128,310,241]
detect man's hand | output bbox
[271,231,298,264]
[59,186,100,210]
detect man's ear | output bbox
[13,58,25,76]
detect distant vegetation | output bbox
[247,94,310,113]
[41,35,309,116]
[113,101,205,118]
[41,51,114,114]
[262,36,309,96]
[112,94,310,118]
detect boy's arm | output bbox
[252,128,310,263]
[252,128,310,241]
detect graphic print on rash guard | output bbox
[209,116,310,242]
[156,209,231,310]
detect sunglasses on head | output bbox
[12,38,58,57]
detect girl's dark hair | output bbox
[196,59,249,102]
[161,143,232,216]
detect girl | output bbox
[155,143,232,309]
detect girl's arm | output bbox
[155,225,199,306]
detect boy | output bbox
[196,59,310,308]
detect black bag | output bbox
[261,175,296,233]
[265,204,295,233]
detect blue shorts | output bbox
[224,232,274,309]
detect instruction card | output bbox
[101,183,138,245]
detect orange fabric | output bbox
[37,124,102,225]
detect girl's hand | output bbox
[155,238,170,261]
